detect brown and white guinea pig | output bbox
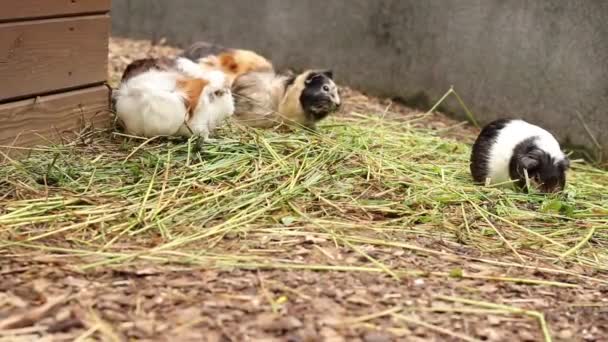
[231,69,341,130]
[470,119,570,193]
[181,41,274,86]
[114,57,234,140]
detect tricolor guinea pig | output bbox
[231,69,341,130]
[470,119,570,193]
[114,57,234,140]
[181,42,274,86]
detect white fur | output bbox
[115,68,234,139]
[175,57,207,78]
[175,57,226,86]
[176,84,234,139]
[487,120,566,184]
[115,70,188,137]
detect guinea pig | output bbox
[181,42,274,86]
[114,57,234,140]
[470,119,570,193]
[231,69,341,130]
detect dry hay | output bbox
[0,38,606,342]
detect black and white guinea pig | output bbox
[470,119,570,193]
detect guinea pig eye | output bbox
[214,89,225,97]
[322,85,330,92]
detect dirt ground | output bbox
[0,38,606,342]
[2,241,607,342]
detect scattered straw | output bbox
[1,111,606,275]
[1,88,607,340]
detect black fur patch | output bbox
[299,71,339,122]
[470,119,512,183]
[120,57,175,82]
[509,138,568,193]
[508,137,540,191]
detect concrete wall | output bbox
[112,0,608,159]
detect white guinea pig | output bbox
[470,119,570,193]
[114,58,234,140]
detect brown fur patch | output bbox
[189,48,274,87]
[175,78,209,120]
[218,53,239,73]
[182,42,273,77]
[234,50,273,74]
[120,57,175,82]
[216,50,273,80]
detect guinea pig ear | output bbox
[319,69,333,79]
[305,69,334,84]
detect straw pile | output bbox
[0,38,605,341]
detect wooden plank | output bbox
[0,0,111,22]
[0,86,110,150]
[0,15,109,102]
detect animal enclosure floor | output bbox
[0,38,606,342]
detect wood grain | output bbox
[0,85,110,149]
[0,0,111,22]
[0,15,109,102]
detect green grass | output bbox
[0,111,606,283]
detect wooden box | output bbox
[0,0,111,150]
